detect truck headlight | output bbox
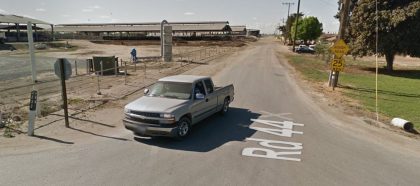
[160,113,175,119]
[124,108,131,114]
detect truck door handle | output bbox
[206,98,209,102]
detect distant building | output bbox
[0,14,53,42]
[246,29,261,37]
[53,21,233,40]
[319,33,337,43]
[230,26,247,36]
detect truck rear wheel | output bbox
[176,117,191,138]
[220,98,230,115]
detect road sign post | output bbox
[28,90,38,136]
[54,58,72,128]
[329,39,349,89]
[330,39,349,59]
[330,57,345,72]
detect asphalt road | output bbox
[1,38,420,186]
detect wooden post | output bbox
[114,59,118,77]
[100,61,103,76]
[74,60,78,75]
[86,59,89,74]
[124,61,127,85]
[97,74,101,95]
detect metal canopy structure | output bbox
[0,14,50,25]
[0,14,53,42]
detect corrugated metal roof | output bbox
[0,14,50,25]
[54,23,231,32]
[0,25,43,30]
[58,21,229,27]
[231,26,246,32]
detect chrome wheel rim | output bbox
[178,121,189,136]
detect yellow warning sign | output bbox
[331,58,345,72]
[330,39,349,58]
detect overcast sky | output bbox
[0,0,340,34]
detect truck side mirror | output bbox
[195,93,205,100]
[144,89,149,95]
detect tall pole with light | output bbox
[292,0,301,52]
[282,2,294,43]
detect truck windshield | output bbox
[147,82,192,100]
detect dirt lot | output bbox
[0,38,250,142]
[0,38,246,154]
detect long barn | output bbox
[53,21,234,40]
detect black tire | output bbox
[220,98,230,115]
[176,117,191,139]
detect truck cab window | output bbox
[194,81,206,97]
[204,79,214,94]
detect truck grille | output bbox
[130,111,160,118]
[127,116,159,125]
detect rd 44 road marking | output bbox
[242,112,304,162]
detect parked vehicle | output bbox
[295,45,315,54]
[123,75,234,138]
[309,45,315,50]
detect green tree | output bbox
[291,16,323,44]
[348,0,420,72]
[282,13,304,43]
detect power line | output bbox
[282,2,295,20]
[318,0,339,9]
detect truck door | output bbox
[204,78,218,114]
[191,80,210,123]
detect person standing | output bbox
[130,48,137,63]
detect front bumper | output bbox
[123,118,178,137]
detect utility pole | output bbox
[292,0,301,52]
[282,2,294,43]
[282,2,294,20]
[27,21,37,83]
[330,0,351,88]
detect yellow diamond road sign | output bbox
[331,57,345,72]
[330,39,349,58]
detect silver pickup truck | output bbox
[123,75,234,138]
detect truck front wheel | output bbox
[176,117,191,138]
